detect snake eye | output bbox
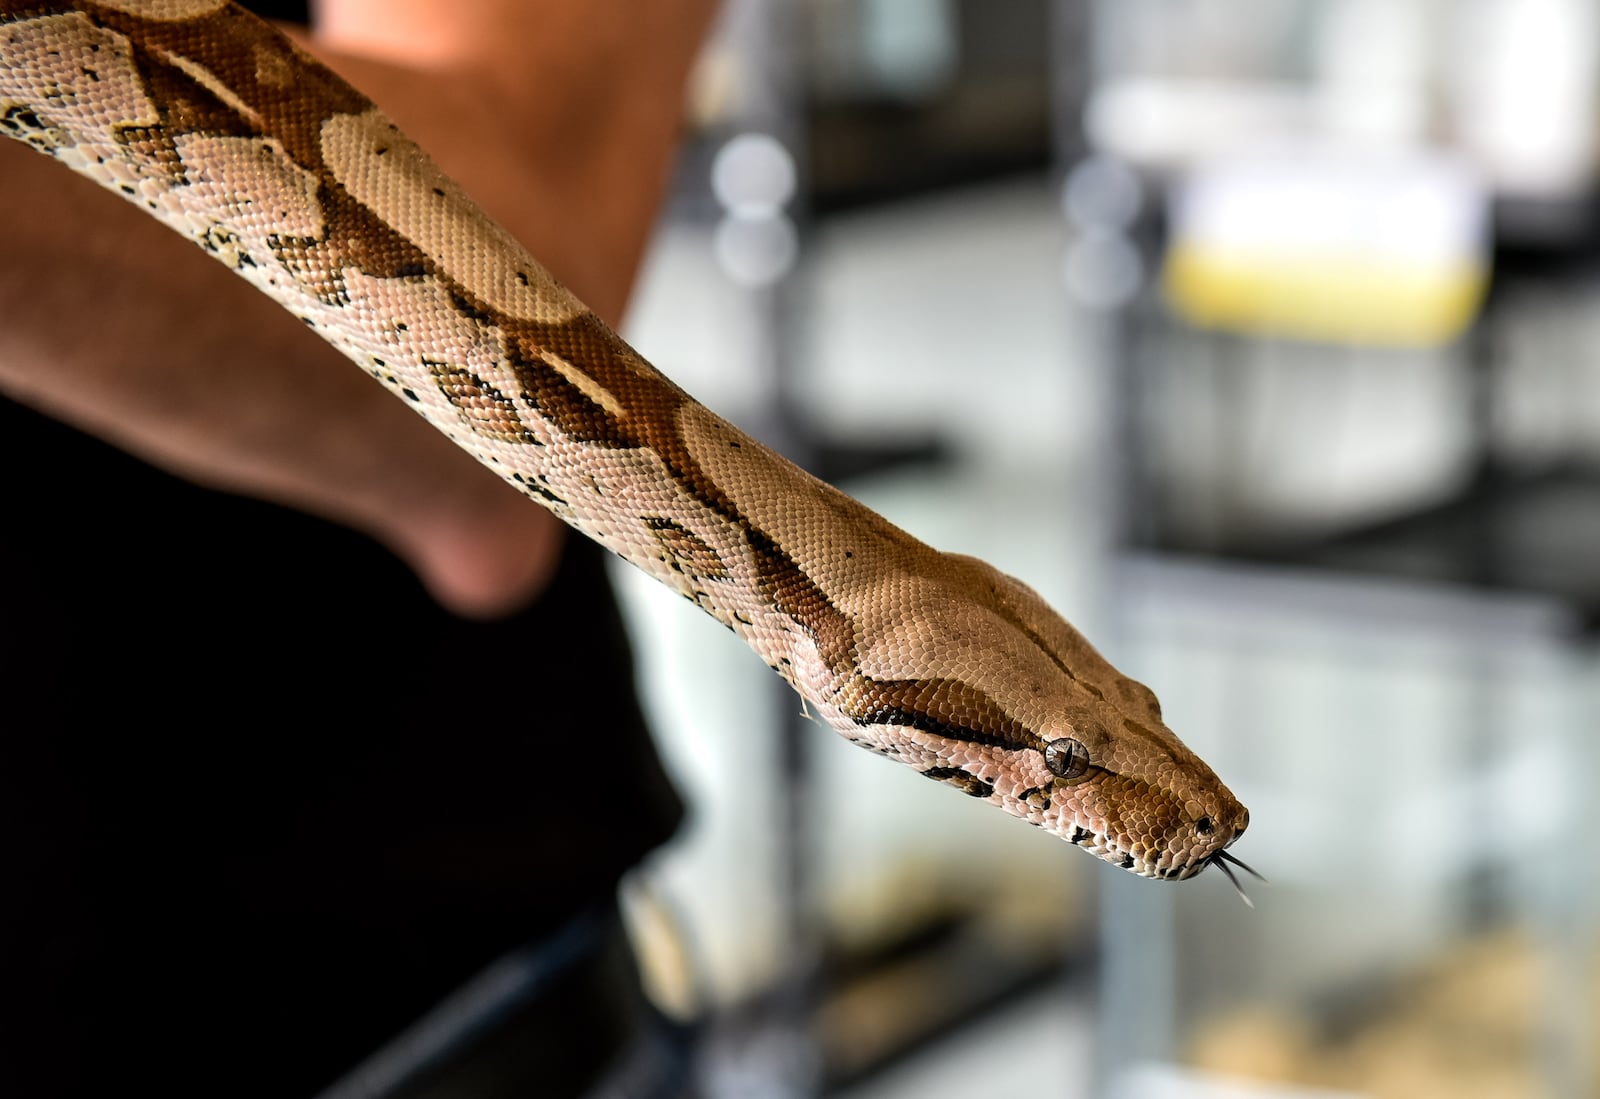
[1044,737,1090,781]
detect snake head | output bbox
[822,552,1250,886]
[1018,702,1252,881]
[906,687,1251,883]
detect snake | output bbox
[0,0,1256,892]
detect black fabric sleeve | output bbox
[0,387,686,1095]
[240,0,309,23]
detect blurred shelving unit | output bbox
[623,2,1600,1097]
[1067,0,1600,1096]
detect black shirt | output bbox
[245,0,309,20]
[0,3,684,1092]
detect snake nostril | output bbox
[1194,815,1214,836]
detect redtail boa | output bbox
[0,0,1254,890]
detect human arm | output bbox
[0,0,719,617]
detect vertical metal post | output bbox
[1534,648,1599,1099]
[707,2,820,1095]
[1053,2,1182,1096]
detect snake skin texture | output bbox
[0,0,1249,882]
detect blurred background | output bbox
[610,1,1600,1096]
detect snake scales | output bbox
[0,0,1252,888]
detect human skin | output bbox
[0,0,720,617]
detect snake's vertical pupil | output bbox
[1044,737,1089,780]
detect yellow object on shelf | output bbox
[1164,246,1489,348]
[1162,145,1491,348]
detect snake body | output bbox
[0,0,1249,883]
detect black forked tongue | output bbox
[1211,849,1266,909]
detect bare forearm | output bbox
[0,138,547,611]
[306,0,721,322]
[0,143,388,501]
[0,0,719,616]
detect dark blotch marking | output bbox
[1071,827,1092,846]
[644,517,728,580]
[429,362,538,445]
[90,3,372,173]
[846,676,1042,753]
[742,526,855,672]
[922,767,995,799]
[1018,785,1052,812]
[511,474,566,507]
[450,291,492,325]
